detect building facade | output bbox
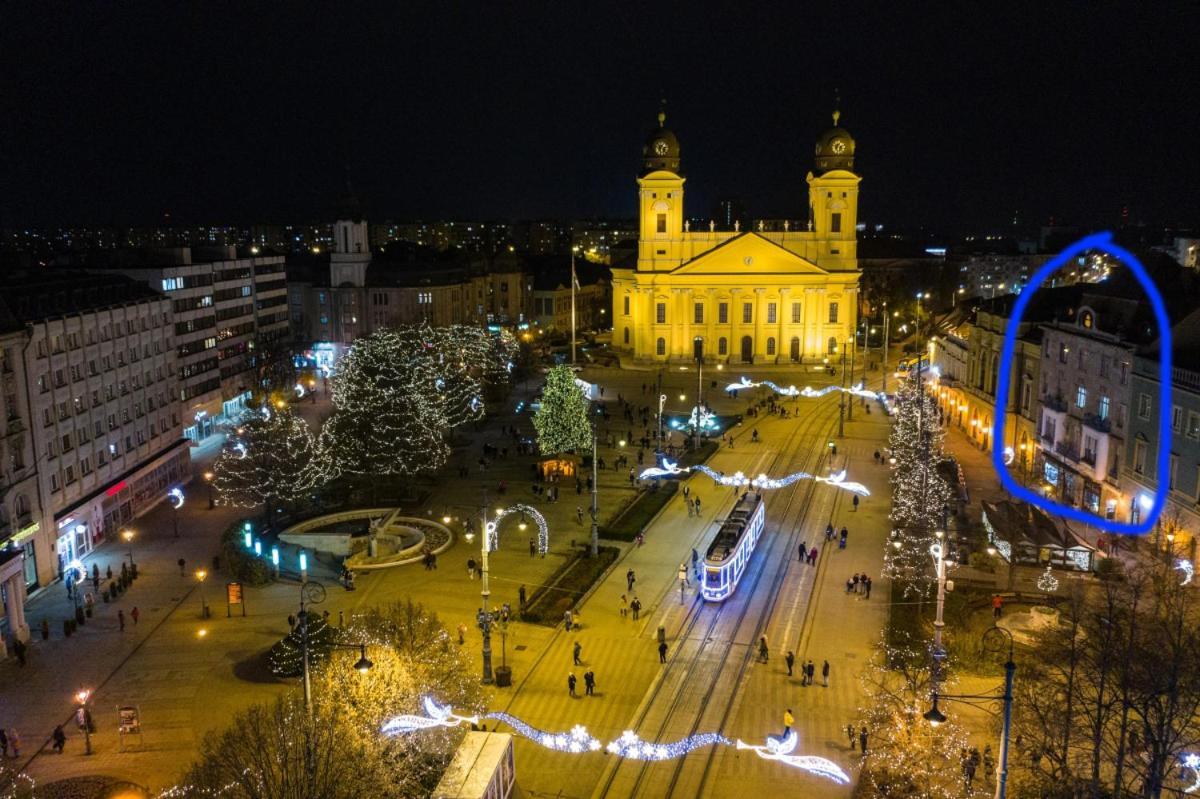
[611,109,860,364]
[1120,310,1200,567]
[2,273,189,592]
[87,247,289,443]
[1035,297,1138,520]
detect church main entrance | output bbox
[790,337,801,362]
[740,336,753,363]
[693,336,704,361]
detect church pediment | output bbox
[669,233,830,276]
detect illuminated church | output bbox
[611,108,861,364]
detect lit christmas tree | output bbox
[883,372,953,594]
[324,331,450,476]
[533,365,592,455]
[212,404,322,508]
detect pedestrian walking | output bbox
[467,558,477,579]
[626,569,636,591]
[118,609,125,631]
[519,585,527,608]
[807,546,818,565]
[992,594,1003,618]
[12,638,26,666]
[584,670,596,696]
[840,526,848,541]
[92,563,100,589]
[806,660,815,686]
[825,522,834,541]
[852,495,860,511]
[529,538,536,557]
[568,673,577,697]
[52,725,66,754]
[822,660,830,687]
[683,484,690,500]
[677,563,689,586]
[785,650,795,676]
[620,594,628,617]
[694,497,702,514]
[873,449,880,463]
[573,641,582,666]
[131,606,140,625]
[457,623,466,645]
[783,708,794,738]
[564,609,574,632]
[847,723,856,750]
[631,597,642,620]
[798,540,807,562]
[576,506,584,525]
[865,577,873,599]
[178,557,186,576]
[0,727,8,758]
[859,726,868,755]
[853,573,861,593]
[846,576,854,594]
[658,641,668,663]
[757,635,769,663]
[288,614,296,630]
[9,729,19,758]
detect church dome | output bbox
[814,108,856,174]
[642,109,681,175]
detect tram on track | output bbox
[701,491,766,601]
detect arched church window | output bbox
[766,337,776,355]
[656,337,666,356]
[718,337,728,356]
[828,337,838,354]
[623,328,630,345]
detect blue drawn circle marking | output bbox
[991,232,1172,536]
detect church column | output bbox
[753,288,767,364]
[638,287,654,359]
[778,287,791,364]
[728,288,741,363]
[804,288,819,359]
[705,288,718,362]
[677,287,691,360]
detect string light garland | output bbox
[724,377,891,411]
[736,732,851,784]
[1177,559,1195,586]
[487,504,549,554]
[1036,565,1060,593]
[382,697,850,784]
[639,460,870,496]
[1182,752,1200,793]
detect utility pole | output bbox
[882,303,891,395]
[570,246,578,365]
[590,427,599,557]
[847,336,854,421]
[838,338,847,438]
[478,486,494,684]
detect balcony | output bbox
[1044,394,1068,413]
[1082,413,1111,434]
[1054,441,1079,463]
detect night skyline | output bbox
[3,4,1200,232]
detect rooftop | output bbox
[0,271,165,323]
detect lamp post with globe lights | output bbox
[203,471,215,509]
[121,528,135,570]
[75,689,93,755]
[196,569,209,618]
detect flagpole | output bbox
[571,246,579,365]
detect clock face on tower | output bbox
[654,140,669,156]
[831,139,846,154]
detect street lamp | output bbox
[204,471,215,509]
[121,528,135,569]
[167,487,185,538]
[75,689,93,755]
[295,581,373,713]
[924,625,1016,799]
[195,569,209,618]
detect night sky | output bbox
[3,3,1199,232]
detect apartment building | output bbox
[0,272,188,588]
[85,247,289,442]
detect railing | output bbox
[1044,394,1068,413]
[1081,450,1097,467]
[1054,441,1079,462]
[1082,413,1111,433]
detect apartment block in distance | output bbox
[79,247,289,442]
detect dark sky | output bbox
[3,3,1199,232]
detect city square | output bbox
[3,5,1200,798]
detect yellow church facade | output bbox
[611,110,861,365]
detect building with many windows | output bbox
[82,247,289,442]
[610,108,860,364]
[0,272,188,595]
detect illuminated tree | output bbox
[533,365,591,455]
[857,628,969,799]
[323,330,450,477]
[212,404,322,509]
[180,602,483,799]
[883,372,953,594]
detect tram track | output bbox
[591,391,842,799]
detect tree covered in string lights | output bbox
[533,365,591,455]
[856,628,969,799]
[211,404,322,509]
[179,602,483,799]
[323,330,450,477]
[883,372,953,594]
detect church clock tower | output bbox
[807,105,861,267]
[637,108,685,271]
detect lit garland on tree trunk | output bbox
[883,372,953,595]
